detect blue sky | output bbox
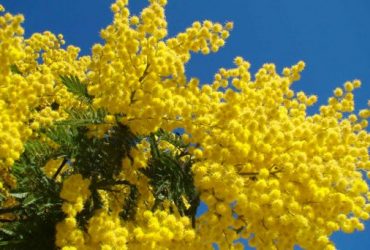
[2,0,370,249]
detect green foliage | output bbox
[60,75,93,103]
[0,75,201,247]
[74,124,138,226]
[56,107,107,127]
[20,140,56,168]
[0,123,139,249]
[0,141,64,250]
[43,126,78,158]
[141,130,199,227]
[10,65,22,75]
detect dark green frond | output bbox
[20,140,55,167]
[55,107,107,126]
[2,156,64,250]
[60,75,93,103]
[141,130,199,225]
[44,125,77,149]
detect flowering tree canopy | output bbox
[0,0,369,249]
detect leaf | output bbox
[60,75,93,103]
[45,125,77,150]
[149,133,160,158]
[0,228,15,236]
[9,193,28,199]
[0,193,6,202]
[10,64,22,75]
[55,107,107,126]
[23,195,40,207]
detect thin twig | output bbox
[52,158,68,180]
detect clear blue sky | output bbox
[2,0,369,249]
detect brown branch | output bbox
[0,206,22,215]
[52,158,68,180]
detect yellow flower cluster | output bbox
[42,158,65,181]
[1,0,369,249]
[60,174,91,217]
[120,140,152,194]
[0,5,90,198]
[87,0,232,135]
[189,60,370,249]
[128,210,198,250]
[0,7,30,188]
[56,210,129,250]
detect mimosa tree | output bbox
[0,1,369,249]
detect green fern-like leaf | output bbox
[60,75,93,103]
[43,125,79,158]
[55,107,107,126]
[20,140,55,167]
